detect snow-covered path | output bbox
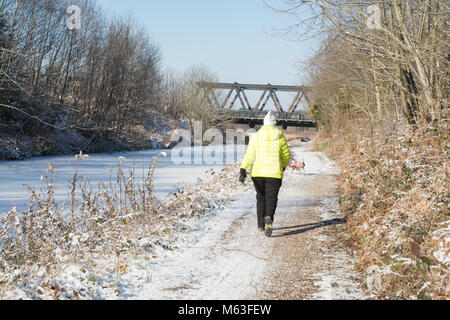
[112,146,367,300]
[128,194,265,300]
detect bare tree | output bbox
[0,0,164,139]
[163,64,220,140]
[268,0,449,125]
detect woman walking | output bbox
[239,112,291,237]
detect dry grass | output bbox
[318,117,449,299]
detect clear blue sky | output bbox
[95,0,317,84]
[95,0,318,108]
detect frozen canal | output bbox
[0,145,246,214]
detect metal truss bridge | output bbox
[197,82,316,128]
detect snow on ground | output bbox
[294,149,367,299]
[1,145,367,300]
[311,198,370,300]
[107,146,365,300]
[124,193,264,300]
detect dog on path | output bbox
[289,160,306,173]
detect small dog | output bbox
[289,160,306,173]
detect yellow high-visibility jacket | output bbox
[240,126,291,179]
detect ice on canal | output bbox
[0,145,246,214]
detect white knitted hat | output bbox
[264,111,277,127]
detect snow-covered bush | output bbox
[322,118,449,299]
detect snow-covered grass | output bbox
[0,146,248,299]
[320,119,449,299]
[0,144,373,300]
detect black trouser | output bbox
[251,177,283,228]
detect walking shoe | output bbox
[264,216,273,237]
[257,227,264,232]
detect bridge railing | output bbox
[215,109,313,121]
[197,82,311,115]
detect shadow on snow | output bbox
[272,218,346,238]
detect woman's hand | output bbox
[239,169,247,183]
